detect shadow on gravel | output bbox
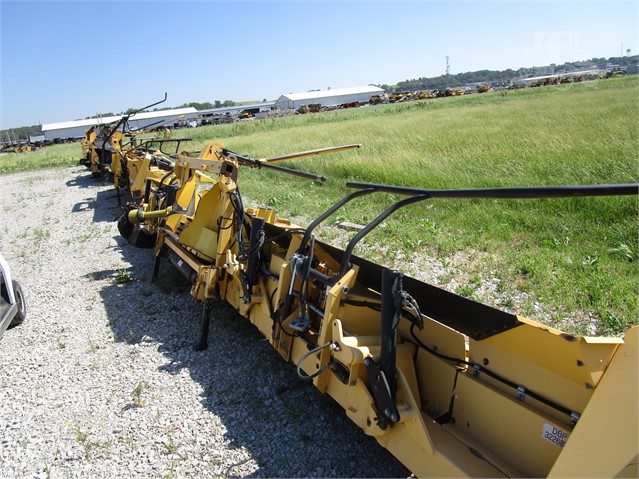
[79,172,410,478]
[68,173,123,223]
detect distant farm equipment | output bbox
[0,130,42,154]
[445,87,464,96]
[297,104,322,114]
[389,91,415,103]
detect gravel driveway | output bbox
[0,165,410,478]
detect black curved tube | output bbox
[346,182,639,199]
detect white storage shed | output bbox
[42,108,198,141]
[274,85,385,110]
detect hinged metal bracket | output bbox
[364,357,400,429]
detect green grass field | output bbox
[2,76,637,335]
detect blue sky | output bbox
[1,1,637,129]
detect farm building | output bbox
[274,85,385,110]
[42,107,198,141]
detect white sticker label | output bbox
[541,422,570,448]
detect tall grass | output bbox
[2,76,636,335]
[0,142,79,174]
[217,77,638,336]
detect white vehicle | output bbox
[0,254,26,339]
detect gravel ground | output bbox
[0,165,411,479]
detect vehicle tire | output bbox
[9,280,26,327]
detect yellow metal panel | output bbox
[470,338,592,421]
[338,303,385,337]
[383,414,508,478]
[614,455,638,478]
[179,183,223,258]
[469,321,620,417]
[549,326,638,478]
[484,319,620,386]
[451,372,566,477]
[405,315,466,419]
[247,207,276,223]
[246,284,272,338]
[399,315,467,360]
[416,350,459,419]
[188,227,217,260]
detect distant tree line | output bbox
[84,112,115,119]
[379,55,638,92]
[176,100,238,110]
[2,125,42,140]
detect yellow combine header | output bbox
[80,96,639,478]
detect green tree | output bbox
[3,125,43,140]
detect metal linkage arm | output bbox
[335,181,639,279]
[338,195,429,277]
[221,144,362,183]
[259,144,362,164]
[222,149,327,182]
[345,182,639,199]
[296,187,377,256]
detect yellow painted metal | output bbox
[104,137,637,478]
[452,372,564,477]
[179,182,234,263]
[128,205,172,223]
[127,153,174,198]
[548,326,638,478]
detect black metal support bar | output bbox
[291,291,325,318]
[296,188,377,255]
[143,178,152,204]
[364,356,400,429]
[137,138,192,156]
[196,300,213,351]
[129,117,172,133]
[346,182,639,199]
[222,149,327,182]
[338,195,429,278]
[126,93,168,126]
[334,181,638,278]
[111,93,169,141]
[381,269,401,401]
[308,268,333,286]
[256,162,327,182]
[246,217,265,288]
[140,139,191,144]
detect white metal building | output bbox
[42,107,198,141]
[274,85,385,110]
